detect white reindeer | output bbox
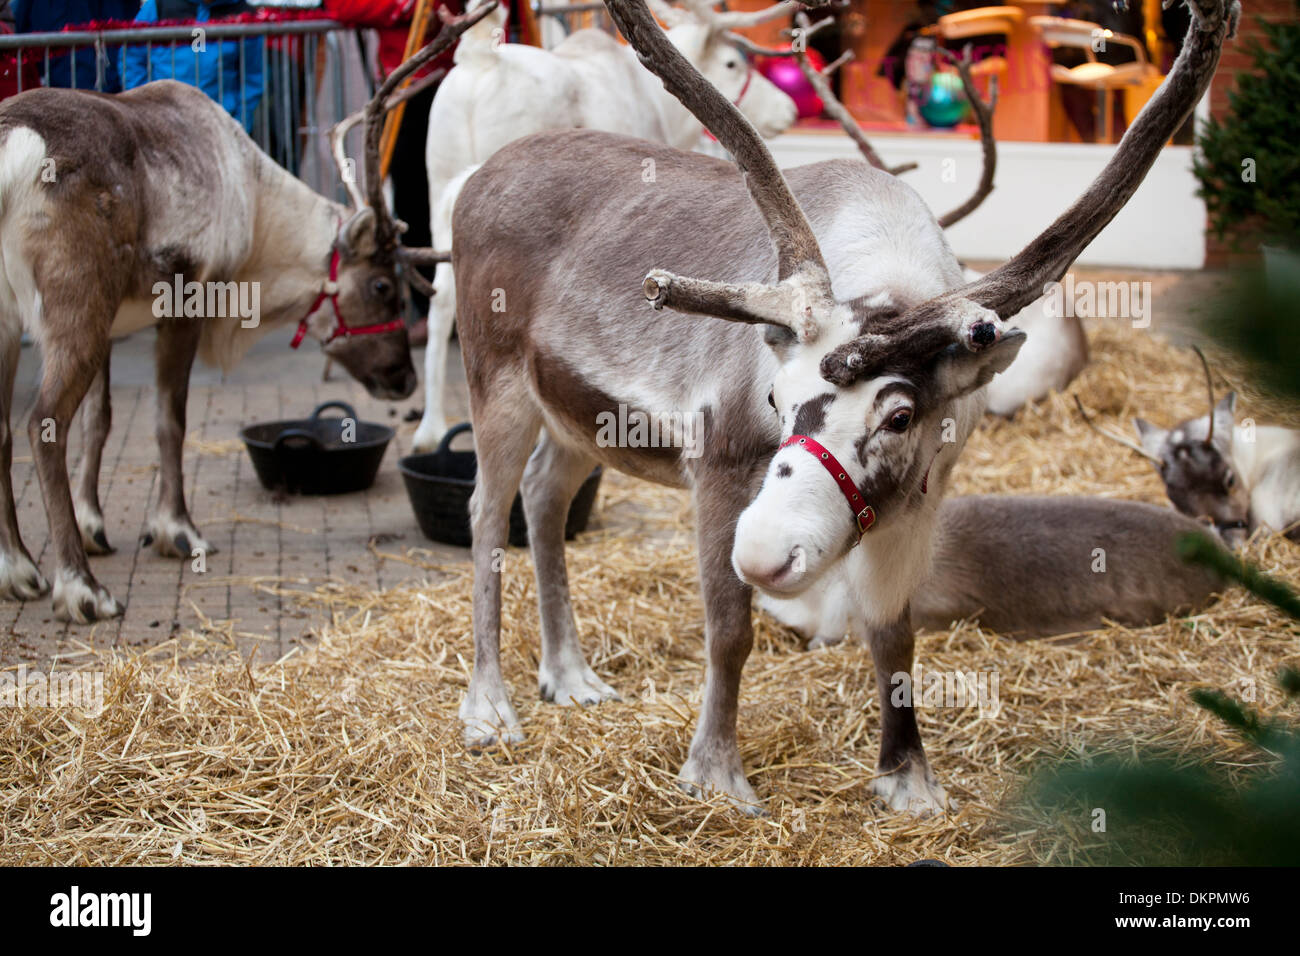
[448,0,1236,814]
[410,0,799,451]
[0,6,493,623]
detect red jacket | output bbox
[323,0,464,78]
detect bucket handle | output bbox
[309,400,358,423]
[274,428,325,453]
[436,422,474,456]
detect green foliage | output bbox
[1198,259,1300,401]
[1193,18,1300,248]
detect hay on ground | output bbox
[1,318,1297,865]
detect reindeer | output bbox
[1079,348,1300,545]
[410,0,800,451]
[0,5,495,624]
[764,495,1225,648]
[450,0,1236,813]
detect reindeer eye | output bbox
[370,277,394,299]
[1225,472,1235,489]
[726,59,739,69]
[767,388,776,409]
[886,409,912,433]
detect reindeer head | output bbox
[1079,346,1250,544]
[1135,391,1249,542]
[610,0,1237,595]
[319,3,503,400]
[730,303,1024,593]
[654,0,798,138]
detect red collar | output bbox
[290,240,405,349]
[704,63,755,143]
[781,434,877,542]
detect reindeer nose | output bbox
[970,322,998,348]
[735,547,802,592]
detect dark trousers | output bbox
[390,82,436,318]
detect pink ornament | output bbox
[756,47,826,119]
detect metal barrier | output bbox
[0,19,377,201]
[533,2,617,46]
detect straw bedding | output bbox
[1,319,1297,866]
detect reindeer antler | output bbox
[821,0,1239,385]
[935,45,997,228]
[330,69,446,213]
[1073,396,1164,464]
[607,0,839,342]
[1192,344,1217,446]
[359,2,500,253]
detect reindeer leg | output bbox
[74,354,114,555]
[460,377,540,748]
[679,464,761,814]
[521,432,615,706]
[411,263,455,453]
[861,609,949,815]
[0,328,48,600]
[141,319,214,559]
[28,333,122,623]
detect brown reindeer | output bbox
[451,0,1237,812]
[0,4,497,623]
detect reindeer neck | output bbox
[241,157,347,331]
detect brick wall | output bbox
[1206,0,1298,263]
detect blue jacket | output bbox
[13,1,140,92]
[121,0,264,132]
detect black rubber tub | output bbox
[240,401,395,495]
[398,423,602,548]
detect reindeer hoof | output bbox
[678,753,765,816]
[143,518,215,559]
[0,552,50,601]
[52,571,124,623]
[871,762,951,816]
[538,664,619,706]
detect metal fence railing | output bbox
[0,19,379,202]
[533,2,618,47]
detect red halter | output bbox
[289,240,405,349]
[781,434,877,542]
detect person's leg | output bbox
[391,83,437,336]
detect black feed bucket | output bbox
[398,423,602,548]
[240,401,395,495]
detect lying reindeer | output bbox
[1079,348,1300,545]
[0,5,495,623]
[411,0,799,451]
[451,0,1236,813]
[763,496,1225,650]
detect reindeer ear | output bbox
[934,328,1026,400]
[1133,418,1168,459]
[338,207,378,260]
